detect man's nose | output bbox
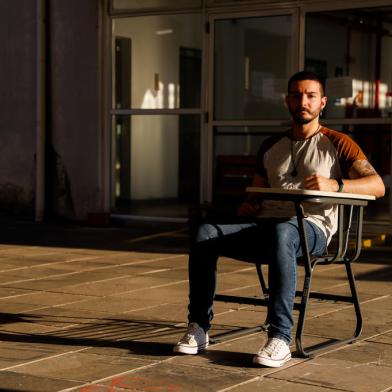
[300,94,309,105]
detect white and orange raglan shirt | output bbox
[256,127,367,243]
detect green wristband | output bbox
[336,178,344,192]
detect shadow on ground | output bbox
[0,218,189,254]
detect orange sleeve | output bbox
[321,127,367,176]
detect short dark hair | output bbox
[288,71,325,96]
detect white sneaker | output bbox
[253,337,291,367]
[173,322,209,355]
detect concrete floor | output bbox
[0,218,391,392]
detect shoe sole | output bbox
[252,353,291,368]
[173,342,208,355]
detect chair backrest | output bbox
[316,204,364,265]
[214,155,257,205]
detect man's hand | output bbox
[304,174,338,192]
[237,201,261,217]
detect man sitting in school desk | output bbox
[173,71,385,367]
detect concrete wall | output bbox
[48,0,102,219]
[0,1,37,216]
[0,0,104,221]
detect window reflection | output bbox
[305,6,392,219]
[113,115,200,207]
[214,15,293,121]
[113,14,202,110]
[306,7,392,119]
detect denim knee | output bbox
[195,223,220,243]
[195,222,257,244]
[274,221,299,252]
[274,219,326,257]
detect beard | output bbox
[289,107,320,124]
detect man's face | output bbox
[286,80,327,124]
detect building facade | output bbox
[1,0,392,222]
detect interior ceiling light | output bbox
[156,29,173,35]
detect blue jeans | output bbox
[187,218,326,343]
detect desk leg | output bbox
[294,202,313,357]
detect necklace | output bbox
[290,125,321,177]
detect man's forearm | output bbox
[338,175,385,198]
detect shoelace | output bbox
[181,323,200,343]
[263,338,285,355]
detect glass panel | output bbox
[112,115,200,217]
[306,7,392,223]
[214,126,287,157]
[305,7,392,119]
[113,14,202,109]
[113,0,201,10]
[214,15,293,120]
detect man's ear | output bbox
[321,96,327,110]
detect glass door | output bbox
[305,5,392,222]
[111,13,203,220]
[206,10,298,205]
